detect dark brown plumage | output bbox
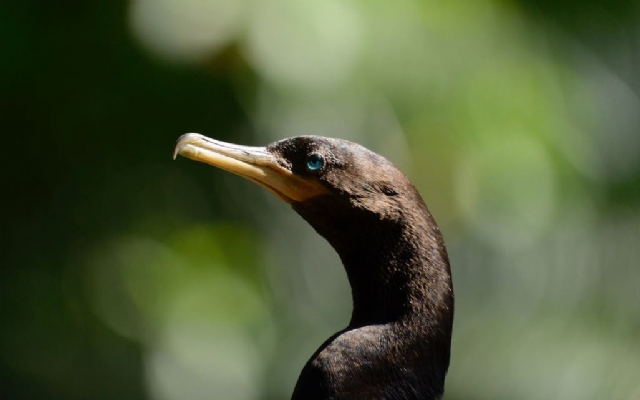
[174,134,454,400]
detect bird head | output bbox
[173,134,420,226]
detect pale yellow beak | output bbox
[174,133,329,203]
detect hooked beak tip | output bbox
[173,133,202,160]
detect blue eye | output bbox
[306,153,324,171]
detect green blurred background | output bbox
[2,0,640,399]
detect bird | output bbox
[173,133,454,400]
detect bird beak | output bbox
[174,133,329,203]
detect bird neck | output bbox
[294,198,453,330]
[338,215,452,329]
[292,198,454,400]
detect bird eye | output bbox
[306,153,324,171]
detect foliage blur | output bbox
[2,1,640,399]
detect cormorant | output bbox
[173,133,454,400]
